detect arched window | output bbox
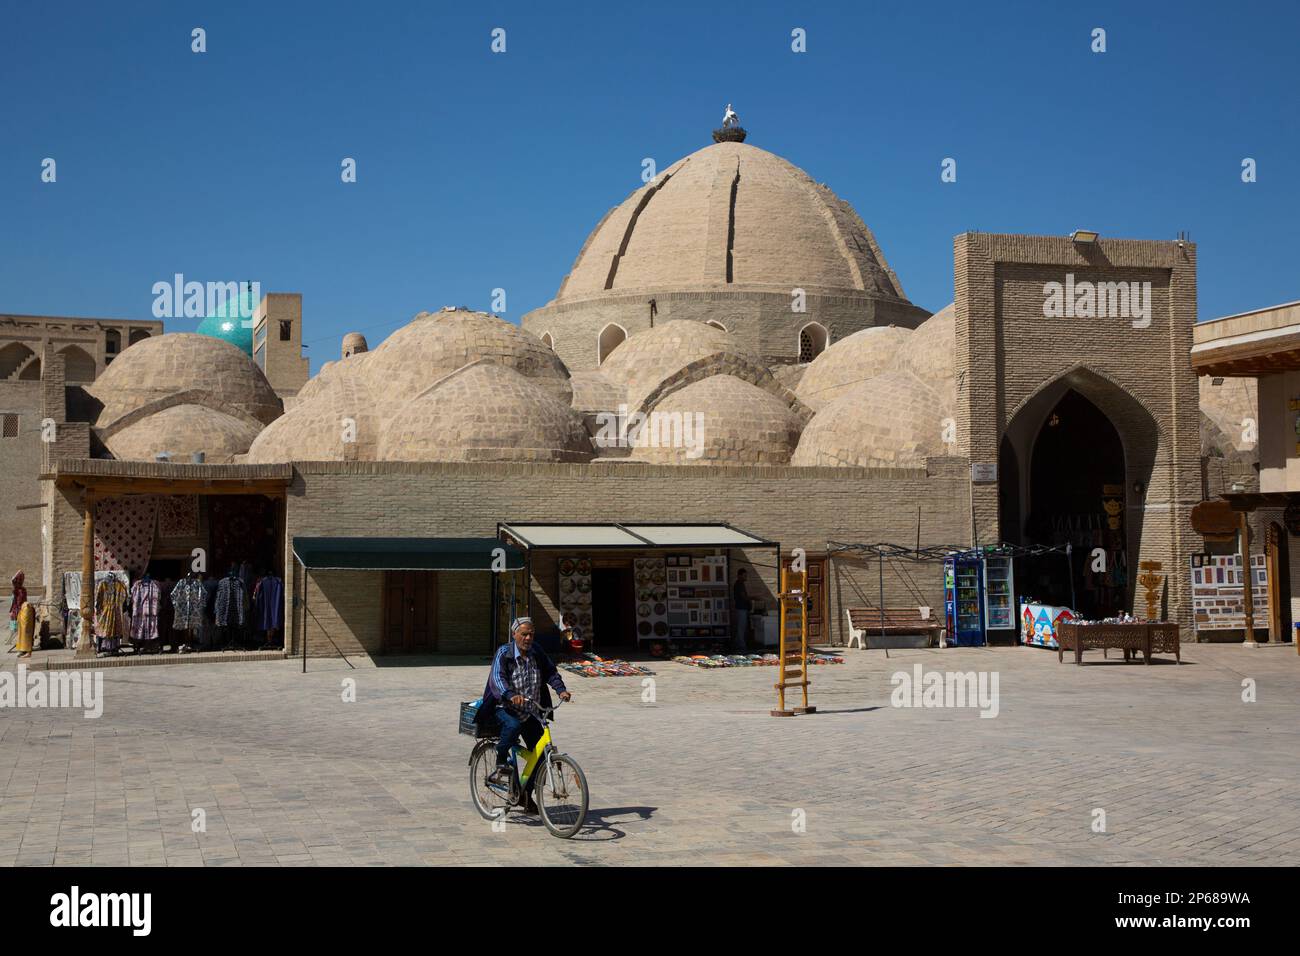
[17,357,41,381]
[104,329,121,364]
[541,332,554,350]
[58,345,97,382]
[128,328,151,345]
[597,323,627,365]
[797,322,828,362]
[705,320,727,332]
[0,342,36,379]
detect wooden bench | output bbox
[846,607,943,649]
[1056,621,1181,665]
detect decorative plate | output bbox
[559,559,575,576]
[576,559,591,575]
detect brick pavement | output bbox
[1,643,1297,866]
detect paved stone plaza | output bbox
[1,644,1297,866]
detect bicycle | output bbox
[468,697,589,839]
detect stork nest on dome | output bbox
[712,125,747,143]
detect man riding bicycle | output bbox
[479,617,572,812]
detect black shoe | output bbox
[523,796,540,815]
[487,764,512,787]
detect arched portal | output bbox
[540,332,554,351]
[597,323,626,365]
[1007,387,1131,618]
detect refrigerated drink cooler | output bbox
[944,552,1018,646]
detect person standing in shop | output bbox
[732,567,752,652]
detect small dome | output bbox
[795,325,912,410]
[195,287,259,355]
[792,370,953,468]
[105,404,262,463]
[896,303,955,396]
[379,363,593,463]
[244,372,378,463]
[569,368,623,415]
[87,333,282,427]
[1199,375,1257,458]
[360,310,572,408]
[599,320,781,411]
[635,375,802,465]
[342,332,368,359]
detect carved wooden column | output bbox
[1240,510,1258,648]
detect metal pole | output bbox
[300,559,308,674]
[879,550,886,643]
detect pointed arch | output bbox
[58,344,96,382]
[540,331,555,351]
[797,321,828,362]
[0,342,36,379]
[597,323,627,365]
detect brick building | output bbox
[10,129,1272,660]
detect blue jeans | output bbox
[495,706,543,768]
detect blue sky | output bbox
[3,0,1297,372]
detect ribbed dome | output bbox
[599,320,783,412]
[87,333,282,428]
[379,363,593,463]
[795,325,913,410]
[360,309,572,408]
[897,303,955,397]
[244,372,379,463]
[105,404,261,463]
[635,375,802,466]
[792,370,954,468]
[556,142,905,301]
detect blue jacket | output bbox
[479,640,567,725]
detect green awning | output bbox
[292,537,524,571]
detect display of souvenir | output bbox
[653,621,668,636]
[561,577,575,593]
[638,620,652,636]
[559,558,575,576]
[577,578,591,593]
[653,602,665,616]
[576,559,591,575]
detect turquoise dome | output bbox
[196,288,257,355]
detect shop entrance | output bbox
[591,565,635,650]
[383,571,437,653]
[1016,389,1127,619]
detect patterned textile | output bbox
[62,570,130,644]
[214,576,246,627]
[209,497,277,578]
[157,496,199,538]
[170,577,207,632]
[94,578,130,652]
[129,579,161,641]
[93,496,158,574]
[16,602,35,653]
[254,575,284,631]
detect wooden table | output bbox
[1056,621,1180,665]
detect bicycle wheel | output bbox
[534,753,588,838]
[469,741,513,821]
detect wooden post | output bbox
[1240,511,1258,648]
[76,491,95,657]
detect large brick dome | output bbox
[522,139,932,371]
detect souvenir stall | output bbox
[1020,602,1076,649]
[498,522,779,657]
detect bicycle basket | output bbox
[459,700,500,737]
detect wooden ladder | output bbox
[772,567,816,717]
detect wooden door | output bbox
[781,555,827,643]
[1265,523,1286,643]
[383,571,438,653]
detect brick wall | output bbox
[283,459,973,656]
[955,234,1202,629]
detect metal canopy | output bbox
[498,522,774,551]
[292,536,524,571]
